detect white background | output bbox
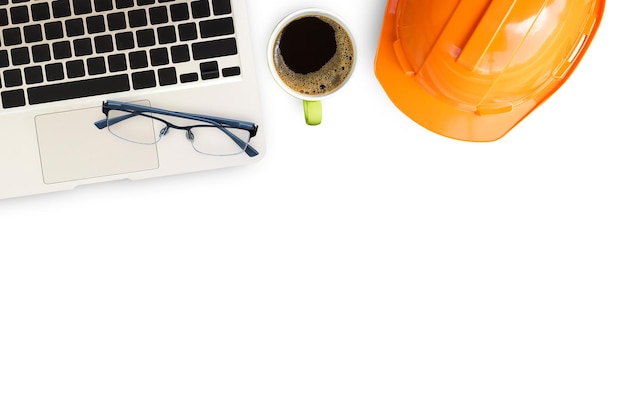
[1,1,625,416]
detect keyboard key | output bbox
[200,61,218,80]
[129,50,148,69]
[94,0,113,12]
[10,47,30,65]
[157,67,177,85]
[10,5,29,24]
[27,74,131,105]
[31,44,51,62]
[52,0,71,18]
[24,25,44,43]
[199,17,234,38]
[87,57,106,75]
[149,6,168,24]
[3,27,22,45]
[131,70,156,89]
[115,0,134,9]
[136,28,155,47]
[178,22,197,41]
[222,66,240,77]
[73,38,92,56]
[65,18,85,37]
[86,15,106,34]
[30,2,50,21]
[53,41,72,59]
[0,9,8,26]
[128,9,147,27]
[149,47,168,66]
[192,38,237,60]
[115,32,134,50]
[137,0,155,5]
[4,69,23,87]
[45,63,64,81]
[24,66,44,84]
[66,60,85,78]
[44,21,64,40]
[2,90,26,108]
[107,53,127,72]
[72,0,92,15]
[170,3,189,21]
[170,44,189,63]
[191,0,209,18]
[0,50,10,68]
[212,0,231,15]
[157,26,176,44]
[107,12,126,31]
[94,35,114,53]
[180,72,198,83]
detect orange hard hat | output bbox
[375,0,605,142]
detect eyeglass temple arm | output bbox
[94,112,133,129]
[101,100,258,135]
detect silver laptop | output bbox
[0,0,264,200]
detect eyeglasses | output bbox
[94,100,259,157]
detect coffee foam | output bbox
[273,15,354,97]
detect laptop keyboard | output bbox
[0,0,241,109]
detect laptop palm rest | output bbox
[34,104,159,184]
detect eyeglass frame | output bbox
[94,100,259,157]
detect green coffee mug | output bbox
[268,9,356,126]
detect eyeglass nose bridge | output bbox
[158,122,194,141]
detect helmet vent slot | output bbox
[568,34,587,64]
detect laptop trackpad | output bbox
[35,104,159,184]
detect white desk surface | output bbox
[1,1,625,416]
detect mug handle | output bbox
[303,100,322,126]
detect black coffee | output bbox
[273,14,354,96]
[279,17,336,74]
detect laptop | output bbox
[0,0,265,200]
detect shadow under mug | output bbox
[267,9,356,125]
